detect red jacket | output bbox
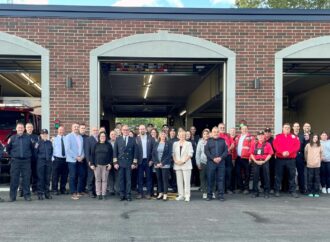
[273,133,300,159]
[219,133,233,158]
[235,133,255,159]
[229,135,238,160]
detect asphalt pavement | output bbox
[0,190,330,242]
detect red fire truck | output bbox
[0,104,41,176]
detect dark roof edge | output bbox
[0,4,329,21]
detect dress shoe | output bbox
[38,195,44,200]
[60,190,68,195]
[89,192,96,198]
[45,193,52,199]
[136,194,143,199]
[53,191,60,196]
[120,197,126,201]
[274,192,280,197]
[24,196,32,201]
[219,196,225,202]
[19,190,24,197]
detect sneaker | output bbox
[327,188,330,194]
[322,187,327,194]
[314,194,320,198]
[175,196,184,201]
[212,193,216,199]
[184,197,190,202]
[202,193,207,199]
[308,193,314,197]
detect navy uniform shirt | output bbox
[35,139,53,161]
[7,134,34,159]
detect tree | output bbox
[235,0,330,9]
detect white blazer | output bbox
[172,140,194,171]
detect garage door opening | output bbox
[99,58,224,134]
[283,59,330,133]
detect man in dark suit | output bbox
[113,125,138,201]
[85,127,99,198]
[136,124,155,199]
[204,126,228,201]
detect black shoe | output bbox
[251,193,259,198]
[120,197,126,201]
[290,192,299,198]
[206,197,211,201]
[60,190,68,195]
[89,192,96,198]
[127,197,132,202]
[219,196,225,202]
[0,197,5,202]
[98,195,102,200]
[45,193,52,199]
[24,196,32,201]
[110,192,115,196]
[102,195,107,201]
[38,195,44,200]
[274,192,280,197]
[264,194,270,199]
[227,190,234,195]
[19,190,23,197]
[9,198,16,202]
[53,191,60,196]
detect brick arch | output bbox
[274,36,330,133]
[89,30,236,129]
[0,32,50,131]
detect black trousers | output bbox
[10,158,31,200]
[275,158,296,193]
[296,153,306,192]
[190,158,200,186]
[108,168,119,193]
[87,166,95,194]
[155,168,169,194]
[52,157,68,192]
[268,156,276,190]
[31,157,38,192]
[169,166,177,192]
[119,166,132,199]
[225,155,233,191]
[307,167,320,194]
[37,159,52,195]
[252,162,270,194]
[235,157,250,191]
[207,161,225,198]
[320,162,330,189]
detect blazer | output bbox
[172,140,194,171]
[113,136,138,168]
[204,138,228,165]
[85,135,98,164]
[152,141,172,167]
[65,132,84,163]
[135,134,155,164]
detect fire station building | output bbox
[0,4,329,135]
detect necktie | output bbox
[61,136,65,157]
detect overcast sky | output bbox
[0,0,236,8]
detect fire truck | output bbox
[0,103,41,178]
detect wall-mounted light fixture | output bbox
[144,75,153,99]
[180,110,187,116]
[253,78,261,89]
[66,77,73,89]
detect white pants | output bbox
[176,169,191,199]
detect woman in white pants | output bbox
[172,129,194,202]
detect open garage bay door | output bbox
[99,58,225,131]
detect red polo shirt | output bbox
[250,141,274,160]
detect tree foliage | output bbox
[115,117,167,130]
[235,0,330,9]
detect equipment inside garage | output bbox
[99,58,225,132]
[283,59,330,133]
[0,56,41,182]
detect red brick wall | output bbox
[0,17,329,134]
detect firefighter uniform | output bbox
[7,133,34,201]
[35,129,53,199]
[273,132,300,196]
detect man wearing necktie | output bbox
[204,126,228,201]
[52,126,68,195]
[113,125,138,201]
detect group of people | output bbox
[0,120,329,203]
